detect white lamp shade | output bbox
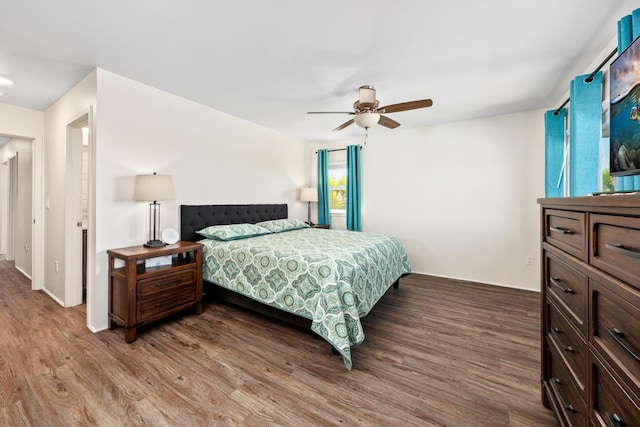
[299,187,318,202]
[134,174,175,202]
[354,111,380,128]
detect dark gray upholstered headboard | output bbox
[180,204,288,242]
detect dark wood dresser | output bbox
[539,195,640,426]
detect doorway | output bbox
[65,112,91,307]
[0,137,35,280]
[0,135,42,290]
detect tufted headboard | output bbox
[180,204,288,242]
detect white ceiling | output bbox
[0,1,635,142]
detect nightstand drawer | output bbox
[544,209,587,261]
[545,252,588,334]
[590,279,640,395]
[590,214,640,290]
[138,269,196,300]
[137,286,195,320]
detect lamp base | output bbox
[144,239,167,248]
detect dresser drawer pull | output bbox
[550,226,574,235]
[607,327,640,362]
[552,327,574,353]
[606,412,624,426]
[549,277,574,294]
[155,296,183,308]
[155,278,182,289]
[551,377,577,412]
[605,243,640,259]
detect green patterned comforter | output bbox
[200,228,411,369]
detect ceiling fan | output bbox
[307,85,433,131]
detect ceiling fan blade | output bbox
[307,111,355,115]
[378,99,433,114]
[378,115,401,129]
[333,119,354,131]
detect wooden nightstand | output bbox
[108,241,203,343]
[309,223,330,229]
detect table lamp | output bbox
[299,187,318,225]
[134,173,175,247]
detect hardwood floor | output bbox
[0,260,558,426]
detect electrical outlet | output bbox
[525,255,534,265]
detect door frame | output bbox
[0,134,42,289]
[64,109,93,307]
[6,153,17,262]
[32,136,43,290]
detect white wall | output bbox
[43,70,97,305]
[0,103,44,138]
[311,109,545,291]
[92,69,309,331]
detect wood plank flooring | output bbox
[0,259,559,426]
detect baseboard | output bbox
[408,270,540,293]
[86,323,107,333]
[41,286,65,307]
[14,265,32,281]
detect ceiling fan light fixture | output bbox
[309,85,433,133]
[354,111,380,128]
[359,85,376,106]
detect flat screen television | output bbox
[610,36,640,177]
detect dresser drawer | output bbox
[545,251,588,334]
[544,209,587,261]
[546,341,588,427]
[138,269,196,300]
[590,279,640,395]
[137,286,196,320]
[590,352,640,427]
[546,299,587,399]
[590,214,640,290]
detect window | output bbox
[328,162,346,214]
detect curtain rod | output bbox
[553,47,618,116]
[314,146,362,154]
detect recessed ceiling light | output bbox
[0,77,14,86]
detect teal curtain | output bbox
[346,145,361,231]
[544,109,566,197]
[569,72,602,196]
[616,11,640,191]
[317,149,330,225]
[618,15,633,52]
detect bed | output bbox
[180,204,411,369]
